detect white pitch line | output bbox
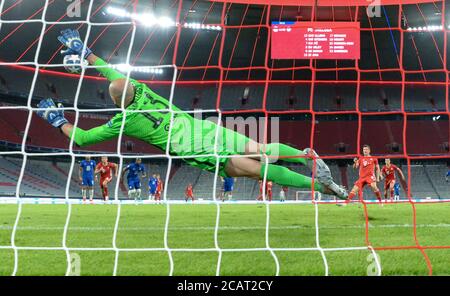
[1,223,447,232]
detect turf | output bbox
[0,202,450,276]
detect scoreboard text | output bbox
[271,21,360,60]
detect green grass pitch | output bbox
[1,202,450,276]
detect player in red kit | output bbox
[266,181,273,202]
[95,156,118,201]
[185,183,194,202]
[381,159,405,202]
[347,145,383,205]
[155,174,163,203]
[257,180,263,201]
[257,180,273,201]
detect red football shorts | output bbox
[100,177,112,187]
[384,179,395,190]
[354,175,376,190]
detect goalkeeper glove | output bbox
[57,28,92,59]
[36,98,69,128]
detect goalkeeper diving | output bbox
[36,29,348,200]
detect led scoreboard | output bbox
[271,21,360,60]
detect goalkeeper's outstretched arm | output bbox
[37,29,137,146]
[36,97,122,147]
[86,53,131,83]
[36,29,137,147]
[56,53,131,146]
[57,28,129,83]
[85,52,137,108]
[57,28,136,108]
[61,120,120,147]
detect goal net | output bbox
[0,0,449,276]
[296,191,322,202]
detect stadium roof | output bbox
[0,0,447,82]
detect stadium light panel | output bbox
[183,22,222,31]
[133,13,155,26]
[407,25,442,32]
[106,6,174,28]
[106,6,221,31]
[159,16,175,28]
[106,6,130,17]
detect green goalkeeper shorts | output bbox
[169,116,251,177]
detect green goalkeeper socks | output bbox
[261,163,323,192]
[262,143,307,165]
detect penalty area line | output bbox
[0,223,449,231]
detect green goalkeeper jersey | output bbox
[71,58,250,177]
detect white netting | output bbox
[296,191,322,201]
[0,0,382,276]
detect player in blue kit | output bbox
[393,182,401,201]
[122,158,146,200]
[221,177,235,201]
[446,170,450,182]
[148,174,158,201]
[79,156,97,202]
